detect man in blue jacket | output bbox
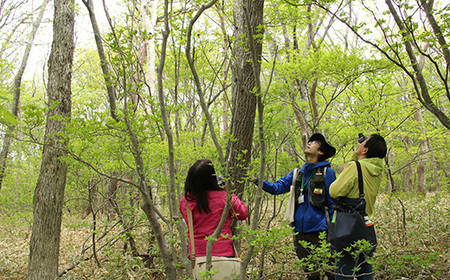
[252,133,336,280]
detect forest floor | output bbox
[0,192,449,279]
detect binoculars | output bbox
[358,133,367,143]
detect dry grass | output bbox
[1,191,449,279]
[0,226,30,280]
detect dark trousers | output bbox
[334,251,374,280]
[294,231,334,280]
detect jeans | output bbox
[334,251,374,280]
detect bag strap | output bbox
[285,168,298,223]
[293,168,298,186]
[355,161,364,197]
[186,203,196,265]
[320,166,331,225]
[187,200,239,261]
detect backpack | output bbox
[293,166,328,209]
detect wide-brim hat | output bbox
[309,133,336,159]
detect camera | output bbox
[358,133,367,143]
[217,175,225,186]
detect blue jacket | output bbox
[258,161,336,233]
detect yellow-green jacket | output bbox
[329,157,384,219]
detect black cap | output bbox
[308,133,336,160]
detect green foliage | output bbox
[0,104,17,125]
[295,231,334,276]
[240,221,295,278]
[0,0,449,279]
[0,81,17,125]
[374,192,449,278]
[376,250,442,279]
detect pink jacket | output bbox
[179,190,248,257]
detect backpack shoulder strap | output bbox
[292,168,298,186]
[354,161,364,197]
[292,168,304,187]
[285,168,300,223]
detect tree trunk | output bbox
[227,0,264,193]
[428,141,441,191]
[312,1,450,129]
[385,0,450,130]
[0,0,49,190]
[140,0,158,99]
[153,0,186,277]
[420,0,450,67]
[185,0,224,163]
[402,137,413,192]
[387,149,395,192]
[27,0,74,279]
[82,0,118,122]
[414,108,427,194]
[237,1,267,277]
[216,4,230,134]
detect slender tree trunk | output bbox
[125,117,178,278]
[420,0,450,67]
[385,0,450,129]
[99,0,180,277]
[82,0,118,122]
[27,0,74,279]
[310,78,319,131]
[186,0,224,163]
[185,1,230,275]
[283,21,309,149]
[0,1,32,60]
[15,119,23,186]
[387,149,395,192]
[151,0,183,277]
[428,141,441,191]
[140,0,158,98]
[402,137,413,192]
[0,0,49,190]
[288,3,335,147]
[414,108,427,193]
[290,92,308,149]
[216,4,230,134]
[227,0,264,193]
[416,41,441,192]
[140,0,166,141]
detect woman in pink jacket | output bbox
[179,159,248,258]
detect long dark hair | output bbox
[184,159,222,213]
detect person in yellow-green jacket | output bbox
[329,133,387,280]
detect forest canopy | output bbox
[0,0,448,279]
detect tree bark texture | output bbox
[227,0,264,193]
[27,0,74,279]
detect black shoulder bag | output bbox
[327,161,377,252]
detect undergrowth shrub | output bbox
[0,191,448,279]
[374,192,449,279]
